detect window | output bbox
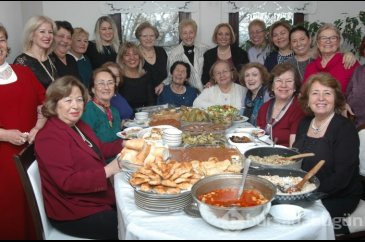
[121,12,179,48]
[238,12,294,48]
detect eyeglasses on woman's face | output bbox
[318,35,339,43]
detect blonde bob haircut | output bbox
[299,73,346,116]
[42,76,88,118]
[209,60,239,85]
[116,41,146,76]
[135,21,159,40]
[23,16,57,56]
[212,23,236,45]
[178,19,198,36]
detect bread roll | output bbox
[120,148,139,164]
[135,144,151,164]
[124,138,145,151]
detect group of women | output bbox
[1,13,365,239]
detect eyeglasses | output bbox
[318,36,339,43]
[95,81,115,88]
[274,79,294,85]
[249,29,265,36]
[214,70,231,77]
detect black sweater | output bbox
[201,45,249,85]
[293,114,362,198]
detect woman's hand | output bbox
[343,52,357,69]
[104,155,122,178]
[0,129,29,146]
[28,127,39,144]
[155,83,164,95]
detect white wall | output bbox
[307,1,365,23]
[0,1,23,63]
[1,1,365,63]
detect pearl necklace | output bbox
[310,112,335,135]
[74,125,93,148]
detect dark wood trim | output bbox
[109,13,122,41]
[179,12,191,21]
[229,12,239,47]
[293,13,304,25]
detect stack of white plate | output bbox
[134,189,192,214]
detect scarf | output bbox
[92,97,113,128]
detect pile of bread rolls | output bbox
[120,139,169,165]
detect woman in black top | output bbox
[86,16,120,69]
[135,22,168,93]
[293,73,362,235]
[51,21,80,79]
[202,23,248,86]
[116,42,155,110]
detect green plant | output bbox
[305,11,365,56]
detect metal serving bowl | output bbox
[248,168,321,203]
[244,147,302,169]
[191,174,276,230]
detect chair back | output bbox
[358,124,365,176]
[13,144,45,239]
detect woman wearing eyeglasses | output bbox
[247,19,270,64]
[257,63,305,147]
[81,67,121,144]
[303,23,360,94]
[239,63,271,126]
[193,60,247,110]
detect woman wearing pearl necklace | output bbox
[293,73,362,235]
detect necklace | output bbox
[0,65,13,80]
[295,57,311,80]
[73,125,93,148]
[310,112,335,135]
[38,57,56,82]
[140,47,155,59]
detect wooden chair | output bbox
[336,124,365,240]
[13,144,88,240]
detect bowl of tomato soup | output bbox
[191,174,276,230]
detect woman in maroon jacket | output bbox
[35,76,122,239]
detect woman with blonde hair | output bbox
[69,27,93,88]
[14,15,58,88]
[116,42,154,110]
[86,16,120,69]
[247,19,270,64]
[202,23,249,86]
[157,19,208,93]
[304,23,360,93]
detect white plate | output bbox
[137,125,180,143]
[123,119,149,128]
[231,127,266,137]
[117,127,143,139]
[232,115,249,124]
[226,133,254,145]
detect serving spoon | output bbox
[283,152,315,160]
[285,160,325,193]
[237,158,252,199]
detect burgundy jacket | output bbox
[35,117,122,221]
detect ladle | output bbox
[236,158,252,199]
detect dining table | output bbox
[114,171,336,240]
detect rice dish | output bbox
[258,175,317,195]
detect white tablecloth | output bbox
[114,172,335,240]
